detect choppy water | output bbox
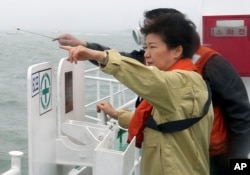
[0,30,140,174]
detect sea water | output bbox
[0,30,141,174]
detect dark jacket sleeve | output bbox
[86,42,145,65]
[203,55,250,158]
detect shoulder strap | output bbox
[145,81,212,133]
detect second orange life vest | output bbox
[194,46,229,156]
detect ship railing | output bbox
[83,66,137,126]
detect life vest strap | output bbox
[145,81,212,133]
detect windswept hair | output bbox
[141,13,199,58]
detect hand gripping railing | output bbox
[1,151,23,175]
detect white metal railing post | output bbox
[109,81,114,105]
[96,70,101,124]
[1,151,24,175]
[96,70,100,100]
[118,84,122,107]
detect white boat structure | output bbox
[2,0,250,174]
[3,58,139,175]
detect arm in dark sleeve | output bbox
[203,55,250,158]
[86,42,145,66]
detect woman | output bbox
[60,13,213,175]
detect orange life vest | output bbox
[194,46,229,156]
[127,100,152,148]
[127,58,197,148]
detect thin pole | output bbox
[17,28,54,39]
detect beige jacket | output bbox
[101,50,214,175]
[116,109,133,128]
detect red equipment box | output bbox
[203,15,250,76]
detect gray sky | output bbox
[1,0,203,33]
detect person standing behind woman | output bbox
[60,13,214,175]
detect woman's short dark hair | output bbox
[141,13,199,58]
[144,8,183,20]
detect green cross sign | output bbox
[40,72,51,110]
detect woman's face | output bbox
[144,33,181,71]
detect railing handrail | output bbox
[84,67,99,73]
[85,75,120,83]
